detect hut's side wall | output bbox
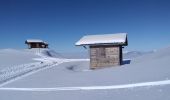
[28,43,48,49]
[90,45,120,69]
[30,43,41,48]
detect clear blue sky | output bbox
[0,0,170,52]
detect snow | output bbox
[0,80,170,91]
[25,39,45,43]
[0,62,60,87]
[123,51,154,59]
[75,33,127,46]
[0,46,170,100]
[0,86,170,100]
[0,48,89,87]
[0,49,38,68]
[57,50,152,59]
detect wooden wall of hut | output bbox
[28,43,48,49]
[90,45,122,69]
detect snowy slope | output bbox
[60,51,89,59]
[0,49,38,68]
[123,51,153,59]
[0,48,67,86]
[0,47,170,100]
[0,48,89,87]
[0,48,63,68]
[39,49,64,58]
[59,50,152,59]
[3,46,170,88]
[0,85,170,100]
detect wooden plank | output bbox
[90,45,121,69]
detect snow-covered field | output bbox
[0,47,170,100]
[0,49,38,68]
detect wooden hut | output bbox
[25,39,48,49]
[75,33,128,69]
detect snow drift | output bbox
[0,46,170,100]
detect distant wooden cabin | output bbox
[25,39,48,49]
[75,33,128,69]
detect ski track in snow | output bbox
[0,52,89,87]
[0,80,170,91]
[0,62,58,87]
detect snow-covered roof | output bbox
[25,39,48,44]
[75,33,128,46]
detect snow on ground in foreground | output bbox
[0,85,170,100]
[3,46,170,88]
[0,47,170,100]
[0,49,60,86]
[0,48,89,87]
[1,80,170,91]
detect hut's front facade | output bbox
[25,39,48,49]
[76,33,128,69]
